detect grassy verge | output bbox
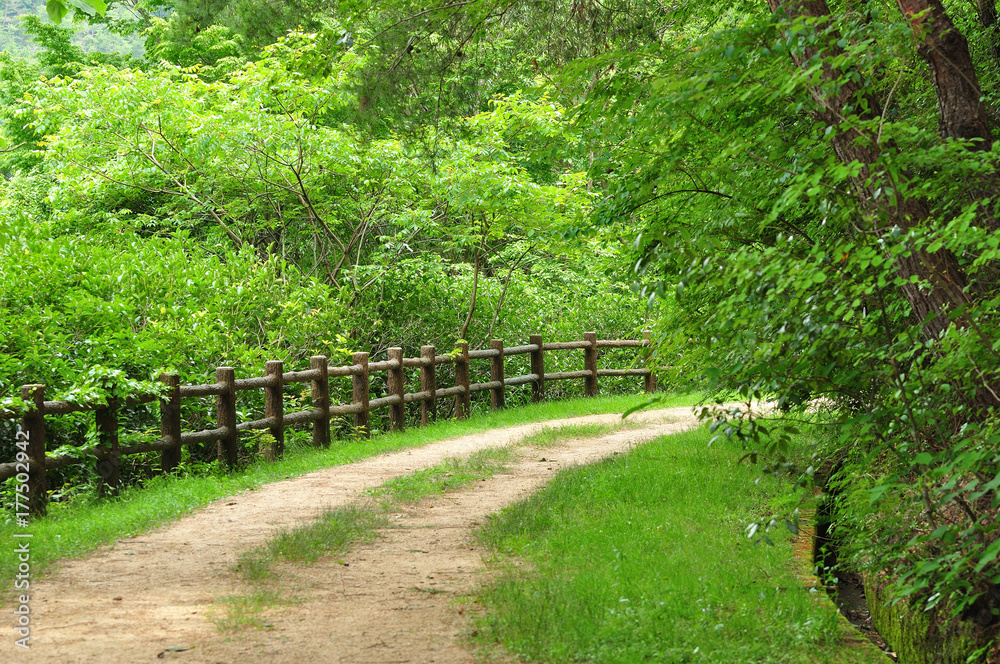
[369,446,516,504]
[472,427,886,664]
[520,422,629,448]
[219,445,518,629]
[213,502,389,630]
[1,392,696,596]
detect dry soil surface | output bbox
[12,407,698,664]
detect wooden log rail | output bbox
[0,331,655,515]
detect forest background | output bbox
[6,0,1000,658]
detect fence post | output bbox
[455,342,471,419]
[530,334,545,403]
[311,356,330,447]
[216,367,238,467]
[20,384,46,518]
[643,330,657,394]
[490,339,505,410]
[353,352,370,436]
[420,345,436,426]
[95,399,120,496]
[264,361,284,460]
[584,331,598,397]
[387,347,405,432]
[160,373,182,473]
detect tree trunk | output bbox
[764,1,880,169]
[459,226,487,341]
[975,0,1000,70]
[896,0,1000,231]
[766,1,982,343]
[897,0,993,147]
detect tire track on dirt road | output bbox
[14,407,699,664]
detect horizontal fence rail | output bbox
[0,331,655,516]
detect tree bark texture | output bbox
[767,0,976,343]
[975,0,1000,72]
[768,0,1000,408]
[765,1,881,169]
[897,0,993,147]
[896,0,1000,233]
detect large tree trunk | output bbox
[975,0,1000,71]
[896,0,1000,231]
[768,0,1000,411]
[764,1,880,168]
[767,0,976,342]
[897,0,993,147]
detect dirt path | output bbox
[14,407,698,663]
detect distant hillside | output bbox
[0,0,143,58]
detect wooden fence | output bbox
[0,332,655,516]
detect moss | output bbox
[794,508,888,661]
[865,574,982,663]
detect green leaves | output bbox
[0,211,351,401]
[578,0,1000,633]
[45,0,106,24]
[60,366,167,407]
[974,539,1000,574]
[45,0,68,24]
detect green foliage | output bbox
[143,18,245,72]
[0,1,142,60]
[4,28,643,366]
[0,212,347,398]
[562,0,1000,647]
[0,12,138,171]
[45,0,106,24]
[474,427,884,663]
[144,0,325,56]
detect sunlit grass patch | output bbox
[210,588,286,631]
[472,427,885,664]
[370,446,515,504]
[520,422,625,447]
[235,503,386,583]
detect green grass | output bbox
[472,427,885,664]
[235,503,387,582]
[210,588,287,631]
[218,444,519,629]
[520,422,625,447]
[369,446,516,504]
[0,391,697,602]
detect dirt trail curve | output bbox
[14,407,698,664]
